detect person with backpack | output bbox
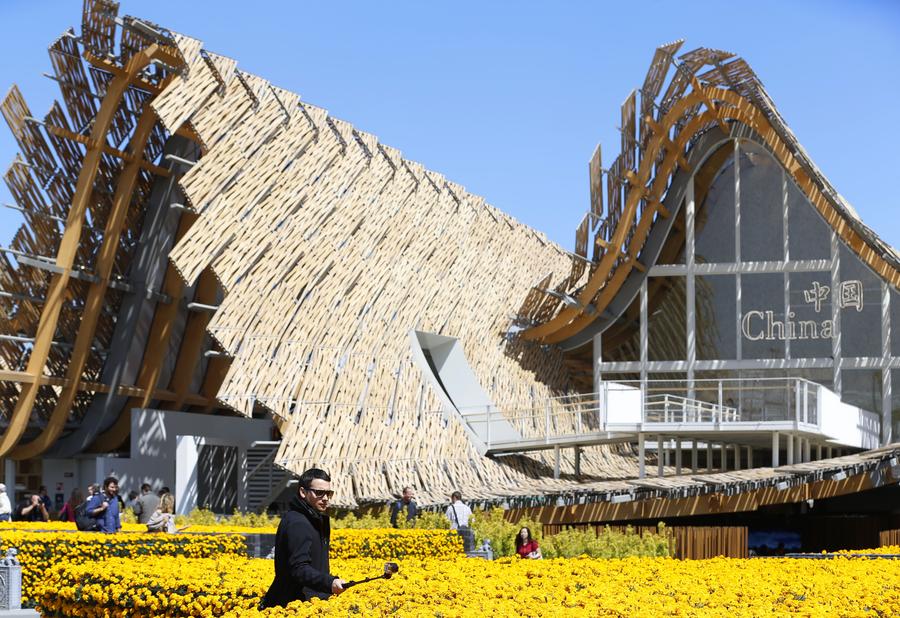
[58,489,83,522]
[389,487,418,528]
[86,477,121,533]
[74,484,99,531]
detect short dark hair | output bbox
[451,491,462,501]
[298,468,331,488]
[141,483,151,492]
[102,476,118,489]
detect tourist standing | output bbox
[58,489,83,522]
[444,491,472,530]
[260,468,345,608]
[15,493,49,522]
[0,484,11,522]
[389,486,418,528]
[87,477,121,533]
[38,485,52,513]
[133,483,160,524]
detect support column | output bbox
[686,176,696,400]
[882,282,892,446]
[553,446,561,480]
[747,446,753,469]
[675,438,682,475]
[592,332,602,394]
[733,444,741,471]
[691,441,698,473]
[803,439,810,463]
[3,459,14,496]
[772,433,780,467]
[719,443,727,472]
[657,434,664,478]
[795,436,803,463]
[816,444,822,461]
[574,446,581,477]
[830,231,842,396]
[707,443,714,473]
[638,434,646,479]
[826,446,833,459]
[787,434,794,465]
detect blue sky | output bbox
[1,0,898,253]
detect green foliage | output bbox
[332,508,450,530]
[174,507,217,527]
[541,523,674,559]
[469,508,543,558]
[332,510,393,529]
[226,509,280,528]
[469,510,674,559]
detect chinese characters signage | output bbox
[741,280,863,341]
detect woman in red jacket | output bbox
[58,489,83,522]
[515,526,542,559]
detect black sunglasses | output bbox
[304,487,334,499]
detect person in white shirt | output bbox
[0,483,11,522]
[445,491,472,530]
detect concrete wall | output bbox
[47,409,273,515]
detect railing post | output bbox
[718,380,723,424]
[602,382,609,428]
[638,433,646,479]
[657,434,664,478]
[803,381,809,424]
[545,399,551,444]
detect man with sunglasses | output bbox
[261,468,346,608]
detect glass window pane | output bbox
[839,244,882,358]
[696,275,736,360]
[648,276,687,361]
[657,199,686,265]
[788,272,833,359]
[892,369,900,442]
[841,369,882,415]
[786,178,830,260]
[739,142,784,262]
[601,296,639,363]
[891,291,900,356]
[695,152,735,264]
[741,273,786,359]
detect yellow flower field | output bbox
[34,553,900,617]
[0,527,461,604]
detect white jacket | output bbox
[0,492,11,516]
[445,501,472,529]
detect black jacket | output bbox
[261,495,335,608]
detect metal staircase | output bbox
[246,441,292,513]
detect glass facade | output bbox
[597,135,898,442]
